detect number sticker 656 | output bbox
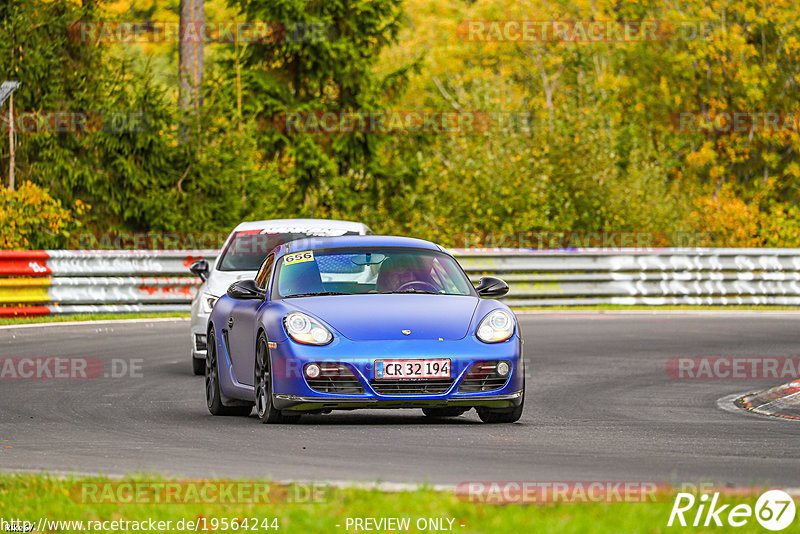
[284,251,314,266]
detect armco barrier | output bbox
[2,248,800,316]
[0,250,217,317]
[454,248,800,306]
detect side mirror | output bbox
[189,259,209,282]
[475,276,509,298]
[227,279,265,300]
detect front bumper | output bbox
[190,311,210,360]
[273,390,523,411]
[260,335,524,413]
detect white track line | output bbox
[0,317,189,330]
[2,311,799,330]
[0,468,454,491]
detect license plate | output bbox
[374,359,450,379]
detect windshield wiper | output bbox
[284,291,348,298]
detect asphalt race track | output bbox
[1,313,799,487]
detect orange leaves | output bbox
[690,185,763,247]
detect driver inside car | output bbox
[375,255,437,292]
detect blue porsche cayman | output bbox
[205,235,524,424]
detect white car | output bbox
[189,219,372,374]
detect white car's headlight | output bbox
[201,294,219,313]
[476,309,515,343]
[284,312,333,345]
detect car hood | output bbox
[286,294,480,341]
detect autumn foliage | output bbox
[0,0,799,248]
[0,182,86,249]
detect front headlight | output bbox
[201,294,219,313]
[284,312,333,345]
[476,309,515,343]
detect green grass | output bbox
[0,474,783,533]
[0,313,189,326]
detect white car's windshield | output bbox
[273,248,474,298]
[218,230,360,271]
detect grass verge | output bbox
[0,474,784,533]
[0,313,189,326]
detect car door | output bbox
[228,254,274,386]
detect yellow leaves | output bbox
[0,182,81,250]
[785,36,800,55]
[745,86,764,101]
[690,184,762,247]
[785,162,800,178]
[686,141,717,167]
[707,98,727,111]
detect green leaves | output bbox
[3,0,800,249]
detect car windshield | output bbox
[217,230,360,271]
[273,247,474,298]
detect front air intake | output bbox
[370,379,454,395]
[305,363,365,394]
[458,361,511,393]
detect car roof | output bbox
[280,235,442,255]
[232,218,369,232]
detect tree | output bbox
[179,0,205,142]
[229,0,419,214]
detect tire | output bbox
[422,407,469,418]
[205,330,252,417]
[476,382,524,424]
[476,402,523,423]
[192,356,205,376]
[254,333,301,424]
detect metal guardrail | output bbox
[454,248,800,306]
[2,248,800,316]
[0,250,216,316]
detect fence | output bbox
[2,248,800,316]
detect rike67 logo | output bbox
[668,490,796,531]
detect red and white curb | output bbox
[735,381,800,420]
